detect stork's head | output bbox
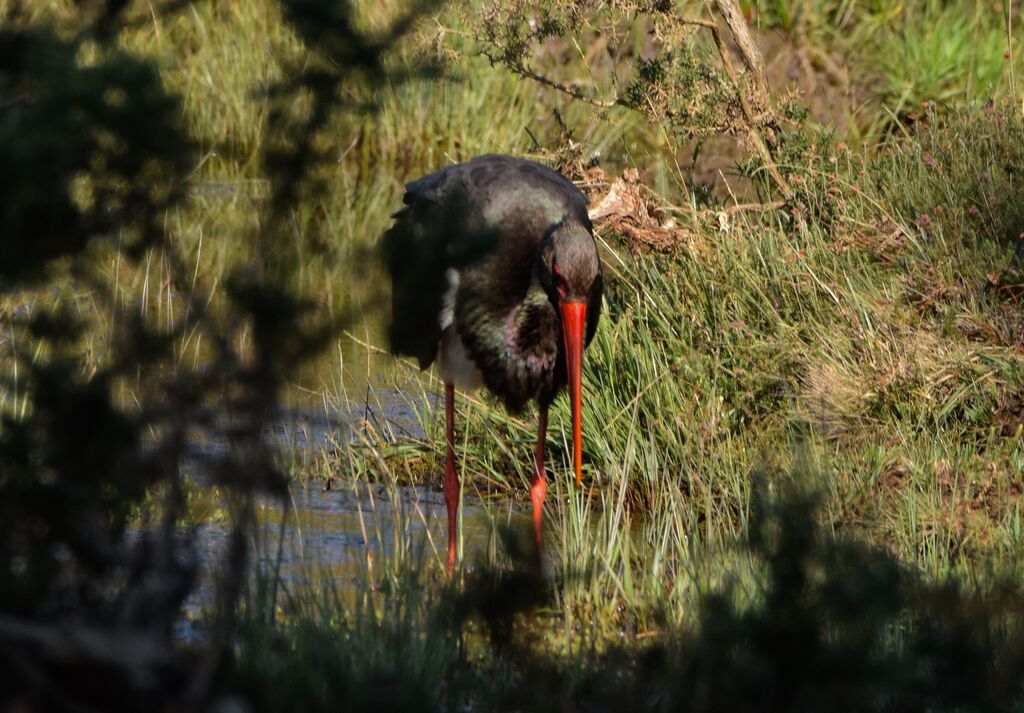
[538,217,601,486]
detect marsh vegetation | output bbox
[3,0,1024,709]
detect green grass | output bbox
[752,0,1022,139]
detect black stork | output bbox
[381,154,603,572]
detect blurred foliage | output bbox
[0,27,191,281]
[0,13,203,707]
[0,0,438,709]
[227,477,1024,712]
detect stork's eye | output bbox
[553,263,568,297]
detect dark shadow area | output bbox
[0,0,439,709]
[228,475,1024,713]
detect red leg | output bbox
[530,403,548,565]
[444,382,460,573]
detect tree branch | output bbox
[479,49,618,109]
[710,0,771,108]
[697,4,793,199]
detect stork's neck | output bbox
[503,282,560,376]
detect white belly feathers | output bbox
[437,268,484,390]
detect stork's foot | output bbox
[445,458,459,574]
[530,471,547,568]
[530,404,550,571]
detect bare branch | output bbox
[473,2,794,200]
[479,49,618,109]
[697,4,793,198]
[710,0,771,107]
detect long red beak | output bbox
[559,300,586,487]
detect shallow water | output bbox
[180,393,531,635]
[251,481,520,585]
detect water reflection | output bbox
[181,395,531,636]
[252,482,519,585]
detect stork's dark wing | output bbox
[379,161,497,368]
[379,201,446,369]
